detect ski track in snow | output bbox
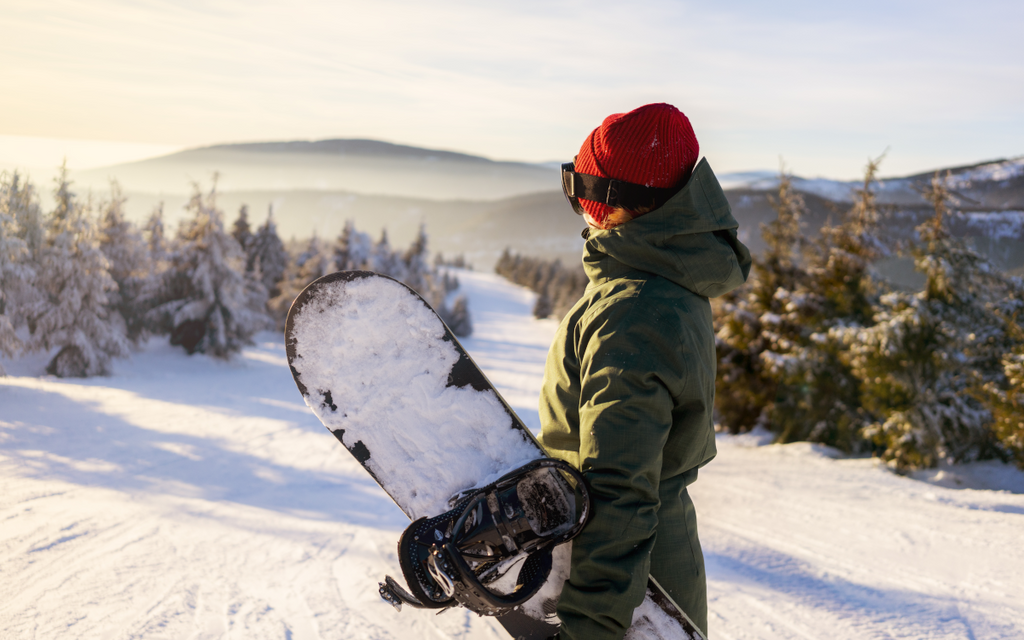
[3,269,1024,639]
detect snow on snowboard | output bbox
[285,271,705,640]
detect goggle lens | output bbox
[561,161,585,215]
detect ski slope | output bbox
[2,270,1023,639]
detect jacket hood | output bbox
[581,158,752,298]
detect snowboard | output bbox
[285,270,706,640]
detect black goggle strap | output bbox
[561,162,678,214]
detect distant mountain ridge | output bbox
[720,156,1024,209]
[73,137,557,200]
[193,139,505,164]
[75,136,1024,207]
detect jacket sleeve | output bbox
[555,294,682,640]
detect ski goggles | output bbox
[561,157,680,216]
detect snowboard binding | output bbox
[379,458,591,617]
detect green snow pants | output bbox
[650,470,708,637]
[557,467,708,640]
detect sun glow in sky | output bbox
[2,0,1022,179]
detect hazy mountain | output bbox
[73,139,557,200]
[66,140,1024,273]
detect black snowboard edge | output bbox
[647,576,707,640]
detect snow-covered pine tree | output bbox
[441,294,472,337]
[334,219,373,271]
[246,207,288,300]
[714,169,812,434]
[98,181,151,344]
[295,234,333,284]
[333,220,353,271]
[405,226,472,336]
[443,271,460,295]
[328,220,472,335]
[231,204,253,252]
[6,171,45,261]
[838,173,1021,470]
[494,250,587,320]
[533,290,553,319]
[134,203,172,337]
[402,224,431,295]
[149,182,270,358]
[769,157,888,449]
[28,166,129,377]
[978,316,1024,468]
[0,172,38,369]
[371,229,402,279]
[495,248,517,280]
[714,156,889,452]
[143,202,168,266]
[269,237,317,330]
[269,233,338,331]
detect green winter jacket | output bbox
[538,158,751,640]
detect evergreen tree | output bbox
[334,220,373,271]
[441,294,472,337]
[0,172,37,369]
[143,202,169,266]
[371,228,401,278]
[811,156,888,325]
[268,234,338,331]
[978,317,1024,468]
[247,207,288,299]
[772,157,888,449]
[714,170,812,434]
[98,181,151,344]
[715,157,888,452]
[231,204,252,251]
[295,234,333,284]
[28,166,129,377]
[533,290,553,319]
[840,173,1021,470]
[494,250,587,320]
[402,224,431,294]
[149,182,270,357]
[7,171,45,260]
[135,203,171,338]
[328,220,471,336]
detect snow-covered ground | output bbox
[3,270,1024,639]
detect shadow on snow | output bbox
[705,544,1016,639]
[0,382,407,531]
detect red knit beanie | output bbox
[576,103,699,224]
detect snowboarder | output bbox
[539,103,752,640]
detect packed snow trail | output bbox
[694,438,1024,639]
[2,269,1024,639]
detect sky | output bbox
[2,0,1023,179]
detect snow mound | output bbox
[910,458,1024,494]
